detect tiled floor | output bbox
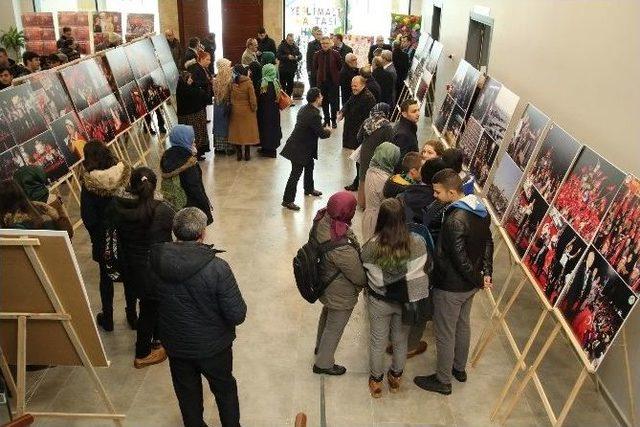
[8,103,618,426]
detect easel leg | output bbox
[554,367,588,426]
[16,316,26,416]
[0,347,17,407]
[622,329,637,427]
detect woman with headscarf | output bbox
[228,64,259,161]
[311,191,367,376]
[212,58,234,155]
[361,142,401,241]
[257,63,282,158]
[184,51,213,158]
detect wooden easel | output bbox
[0,236,125,425]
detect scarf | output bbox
[313,191,357,241]
[213,58,232,103]
[169,125,195,152]
[260,63,281,94]
[370,142,400,174]
[362,102,390,135]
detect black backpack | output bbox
[293,222,355,303]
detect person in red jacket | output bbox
[313,36,342,128]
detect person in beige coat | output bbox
[312,192,367,376]
[228,64,259,161]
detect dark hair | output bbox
[188,37,200,48]
[421,157,447,184]
[401,152,422,172]
[373,198,411,270]
[400,98,418,113]
[22,51,39,64]
[306,87,321,103]
[233,64,248,83]
[432,168,463,193]
[0,47,7,55]
[179,70,191,83]
[258,27,266,34]
[423,139,445,157]
[0,179,43,228]
[62,26,72,33]
[83,140,118,172]
[48,53,61,63]
[442,148,463,173]
[0,66,11,75]
[129,167,158,226]
[334,33,343,42]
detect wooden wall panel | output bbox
[222,0,263,64]
[177,0,209,48]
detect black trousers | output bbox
[169,347,240,427]
[320,82,339,124]
[280,70,295,96]
[283,160,314,203]
[145,109,165,130]
[350,162,360,188]
[135,297,158,358]
[308,71,316,89]
[98,262,136,314]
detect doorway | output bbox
[431,4,441,40]
[464,11,493,72]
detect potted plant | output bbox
[0,26,26,61]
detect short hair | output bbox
[352,75,366,86]
[372,56,383,68]
[402,152,422,172]
[22,51,39,64]
[373,47,383,57]
[392,40,402,49]
[334,33,343,42]
[320,36,331,42]
[62,26,72,33]
[442,148,463,173]
[286,32,294,38]
[0,66,11,75]
[400,98,418,112]
[421,157,447,183]
[173,207,208,241]
[48,53,61,64]
[432,168,463,193]
[306,87,322,103]
[0,48,7,55]
[188,37,200,48]
[246,38,257,48]
[359,65,372,78]
[424,139,445,156]
[258,27,266,34]
[311,26,321,33]
[381,50,392,62]
[345,53,357,63]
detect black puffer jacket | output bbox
[392,116,418,160]
[277,40,302,74]
[150,241,247,359]
[397,183,435,223]
[433,195,493,292]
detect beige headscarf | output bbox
[213,58,232,103]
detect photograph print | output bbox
[482,85,519,143]
[124,38,161,80]
[50,111,88,166]
[506,104,550,171]
[523,207,588,306]
[556,247,637,370]
[138,68,170,111]
[470,77,501,123]
[527,124,582,203]
[19,130,70,184]
[119,80,148,122]
[458,116,483,168]
[151,34,174,66]
[0,84,48,144]
[126,13,155,38]
[161,62,179,96]
[593,176,640,291]
[59,58,113,111]
[92,11,122,33]
[504,179,550,257]
[0,147,26,181]
[554,147,626,243]
[469,131,499,188]
[449,60,480,111]
[434,94,455,134]
[426,41,443,74]
[105,47,135,88]
[0,111,15,152]
[443,103,466,146]
[487,153,523,220]
[79,94,129,143]
[27,71,74,122]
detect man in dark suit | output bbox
[402,35,415,61]
[306,26,323,88]
[332,33,353,62]
[339,53,359,108]
[563,251,596,321]
[360,65,381,102]
[373,50,397,107]
[280,88,332,211]
[183,37,201,69]
[393,40,410,100]
[313,36,342,128]
[367,35,392,64]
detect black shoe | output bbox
[96,311,114,332]
[331,121,337,129]
[236,148,243,161]
[314,347,318,355]
[452,368,467,382]
[313,364,346,376]
[344,184,358,192]
[149,129,157,136]
[414,374,452,395]
[159,127,167,134]
[305,190,322,197]
[282,201,301,211]
[244,146,250,161]
[125,307,137,330]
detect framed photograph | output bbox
[554,147,626,243]
[523,207,588,306]
[482,86,519,143]
[50,112,88,166]
[139,68,170,111]
[434,94,455,134]
[0,111,16,152]
[19,130,70,184]
[415,72,432,104]
[443,103,465,146]
[506,104,549,171]
[389,14,421,50]
[469,131,499,188]
[449,60,479,111]
[0,85,48,144]
[105,47,134,89]
[487,153,523,220]
[127,13,155,37]
[27,71,74,123]
[161,62,179,96]
[593,176,640,290]
[59,58,113,111]
[459,116,483,168]
[124,38,161,80]
[0,147,26,181]
[470,77,501,123]
[426,41,443,74]
[504,180,550,258]
[92,11,122,34]
[79,94,129,143]
[556,247,637,370]
[118,80,148,122]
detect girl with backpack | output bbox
[311,192,367,376]
[113,167,175,369]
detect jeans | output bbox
[280,70,295,96]
[283,160,314,203]
[320,82,339,124]
[315,306,353,369]
[368,294,410,379]
[169,347,240,427]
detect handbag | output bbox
[401,295,433,326]
[278,89,293,110]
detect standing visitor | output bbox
[312,191,366,375]
[306,26,323,88]
[212,59,234,155]
[362,198,430,397]
[202,33,216,74]
[373,50,397,107]
[368,35,392,64]
[360,65,381,102]
[164,29,183,68]
[339,53,359,108]
[361,142,401,241]
[280,88,332,211]
[257,63,282,158]
[356,103,394,202]
[277,33,302,97]
[393,40,410,99]
[332,33,353,62]
[402,35,415,61]
[414,169,493,395]
[313,36,342,128]
[228,64,259,161]
[183,37,200,68]
[80,141,131,332]
[150,207,246,427]
[393,98,420,159]
[185,51,213,158]
[176,70,209,161]
[257,27,277,57]
[241,38,259,66]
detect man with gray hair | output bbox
[306,26,323,87]
[373,49,397,107]
[339,52,359,107]
[149,207,246,427]
[241,38,259,66]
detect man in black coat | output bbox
[339,53,359,107]
[360,65,381,102]
[280,88,332,211]
[373,50,397,107]
[150,207,246,427]
[257,27,277,58]
[367,35,392,64]
[332,33,353,62]
[393,41,410,100]
[183,37,200,69]
[414,170,493,396]
[277,33,302,96]
[313,36,342,127]
[306,26,323,88]
[393,98,420,160]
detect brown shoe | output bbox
[134,346,167,369]
[369,377,383,398]
[407,341,428,359]
[387,370,402,393]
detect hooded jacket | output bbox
[433,195,493,292]
[14,165,49,202]
[383,173,416,199]
[2,201,66,233]
[396,183,436,224]
[149,241,247,359]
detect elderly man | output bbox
[277,33,302,96]
[313,36,342,128]
[332,33,352,62]
[306,26,323,88]
[359,65,381,102]
[367,35,392,64]
[241,38,259,66]
[164,29,183,67]
[373,50,397,107]
[339,52,359,107]
[150,207,247,427]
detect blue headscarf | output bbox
[169,125,195,152]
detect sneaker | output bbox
[413,374,452,395]
[282,201,301,211]
[387,370,402,393]
[452,368,467,382]
[369,377,383,398]
[312,364,346,376]
[134,346,167,369]
[304,190,322,197]
[407,341,428,359]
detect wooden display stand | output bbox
[0,230,124,425]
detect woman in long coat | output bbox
[228,64,259,161]
[361,142,400,241]
[185,51,213,157]
[212,58,234,155]
[257,63,282,158]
